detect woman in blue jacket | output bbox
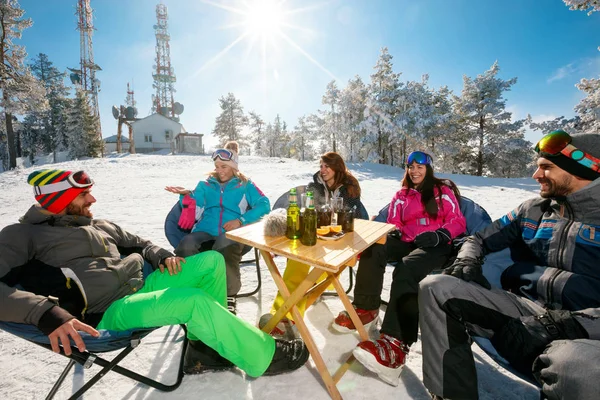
[165,141,270,303]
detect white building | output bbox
[130,113,185,154]
[175,133,204,154]
[103,135,130,154]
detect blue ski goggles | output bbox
[406,151,433,167]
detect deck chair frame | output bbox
[0,322,188,400]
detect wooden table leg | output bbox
[259,250,344,400]
[330,269,370,385]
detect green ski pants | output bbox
[96,251,276,377]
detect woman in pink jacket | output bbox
[332,151,466,386]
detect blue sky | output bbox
[16,0,600,149]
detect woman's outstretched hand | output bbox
[165,186,191,195]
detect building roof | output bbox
[130,112,184,130]
[103,134,130,143]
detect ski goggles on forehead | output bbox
[33,170,94,196]
[535,130,600,173]
[406,151,433,166]
[212,149,234,162]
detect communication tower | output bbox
[152,3,182,120]
[125,82,136,109]
[70,0,102,140]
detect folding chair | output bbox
[0,321,188,400]
[164,201,261,297]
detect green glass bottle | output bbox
[301,192,317,246]
[286,188,301,239]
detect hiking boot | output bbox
[352,334,409,386]
[227,296,237,315]
[332,308,379,333]
[258,313,298,339]
[183,339,234,374]
[263,338,310,376]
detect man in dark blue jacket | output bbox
[420,131,600,400]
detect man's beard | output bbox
[539,176,573,198]
[66,203,93,218]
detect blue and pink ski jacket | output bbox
[185,176,270,236]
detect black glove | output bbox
[414,228,451,248]
[491,310,588,377]
[442,256,491,289]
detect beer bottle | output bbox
[286,188,301,239]
[301,192,317,246]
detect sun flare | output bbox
[244,0,285,38]
[191,0,334,82]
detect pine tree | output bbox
[563,0,600,15]
[248,111,265,156]
[339,75,367,161]
[361,47,403,165]
[26,53,71,162]
[574,78,600,132]
[322,80,340,153]
[212,92,248,146]
[66,89,102,159]
[453,61,522,176]
[0,0,47,169]
[526,114,582,137]
[291,115,315,161]
[487,136,535,178]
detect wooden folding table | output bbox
[226,219,395,400]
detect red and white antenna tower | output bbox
[152,3,177,119]
[126,82,136,109]
[70,0,102,139]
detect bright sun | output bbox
[191,0,335,82]
[244,0,285,37]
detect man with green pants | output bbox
[0,169,308,378]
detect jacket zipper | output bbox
[547,201,574,306]
[218,185,225,235]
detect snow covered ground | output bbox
[0,153,543,399]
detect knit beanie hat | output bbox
[214,141,239,170]
[539,133,600,181]
[27,169,93,213]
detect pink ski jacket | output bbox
[387,185,466,243]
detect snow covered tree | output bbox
[248,111,265,156]
[453,61,523,176]
[26,53,70,162]
[66,89,102,159]
[290,115,315,161]
[564,0,600,15]
[321,80,341,152]
[339,75,367,161]
[212,92,248,146]
[526,114,582,137]
[361,47,403,165]
[487,136,535,178]
[574,78,600,131]
[0,0,47,169]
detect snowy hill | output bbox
[0,154,542,400]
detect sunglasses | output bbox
[406,151,433,167]
[535,130,600,173]
[33,170,94,196]
[212,149,234,162]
